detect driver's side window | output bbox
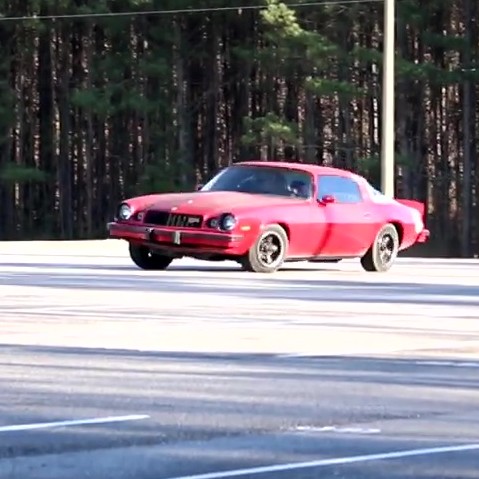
[317,175,363,204]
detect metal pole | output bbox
[461,0,473,257]
[461,70,471,257]
[380,0,395,197]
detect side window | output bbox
[317,175,363,204]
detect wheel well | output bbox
[390,221,404,245]
[276,222,290,239]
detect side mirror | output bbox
[319,194,335,204]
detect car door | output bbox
[313,175,374,257]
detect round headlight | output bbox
[220,213,237,231]
[118,204,132,220]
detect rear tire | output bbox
[241,224,288,273]
[360,223,399,272]
[129,243,173,270]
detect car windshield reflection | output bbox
[200,165,313,199]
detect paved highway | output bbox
[0,240,478,479]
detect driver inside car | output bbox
[289,180,310,199]
[238,170,290,196]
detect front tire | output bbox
[241,224,288,273]
[129,243,173,270]
[360,223,399,272]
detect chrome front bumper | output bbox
[107,222,243,246]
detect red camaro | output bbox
[107,161,430,273]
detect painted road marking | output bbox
[163,443,479,479]
[0,414,150,433]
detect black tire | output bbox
[242,224,288,273]
[360,223,399,272]
[129,243,173,270]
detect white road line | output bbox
[0,414,150,433]
[163,443,479,479]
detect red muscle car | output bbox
[107,161,430,273]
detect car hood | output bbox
[144,191,302,215]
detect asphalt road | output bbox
[0,240,478,479]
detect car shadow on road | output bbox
[1,261,340,273]
[1,267,479,307]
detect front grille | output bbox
[144,211,203,228]
[143,211,169,225]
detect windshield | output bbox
[201,165,313,199]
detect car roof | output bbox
[235,160,357,178]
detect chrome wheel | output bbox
[242,224,288,273]
[257,233,283,267]
[378,233,395,266]
[360,223,399,273]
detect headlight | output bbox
[220,213,237,231]
[118,203,132,220]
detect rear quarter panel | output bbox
[372,202,421,251]
[356,178,424,251]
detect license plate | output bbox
[172,231,181,245]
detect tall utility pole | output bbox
[380,0,395,197]
[461,0,473,258]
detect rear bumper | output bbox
[107,222,245,254]
[416,228,430,243]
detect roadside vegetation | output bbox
[0,0,477,256]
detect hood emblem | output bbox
[171,206,178,211]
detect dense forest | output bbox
[0,0,477,256]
